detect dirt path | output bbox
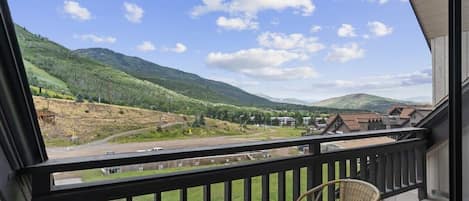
[54,121,187,151]
[47,128,280,159]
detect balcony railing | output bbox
[24,127,428,201]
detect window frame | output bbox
[0,0,47,170]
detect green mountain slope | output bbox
[15,25,215,113]
[312,93,413,113]
[72,48,276,107]
[24,59,72,94]
[15,24,361,119]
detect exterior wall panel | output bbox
[432,33,469,105]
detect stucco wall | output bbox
[427,33,469,199]
[431,33,469,105]
[424,85,469,199]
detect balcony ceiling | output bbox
[411,0,469,42]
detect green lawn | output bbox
[78,161,352,201]
[111,125,245,143]
[111,126,305,144]
[30,85,74,100]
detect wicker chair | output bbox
[296,179,380,201]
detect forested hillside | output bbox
[312,93,413,113]
[16,24,358,124]
[74,48,276,107]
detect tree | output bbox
[318,118,327,124]
[199,114,206,126]
[75,94,84,103]
[271,118,280,126]
[192,114,206,127]
[294,112,303,128]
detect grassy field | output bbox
[33,96,188,146]
[78,162,348,201]
[111,118,261,143]
[111,126,305,144]
[34,97,303,147]
[30,86,75,100]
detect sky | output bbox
[9,0,432,102]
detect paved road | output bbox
[47,128,278,159]
[52,122,187,151]
[48,135,260,159]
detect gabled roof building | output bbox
[322,113,386,134]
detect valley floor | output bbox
[46,127,299,159]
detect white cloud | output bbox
[325,43,365,63]
[337,24,357,37]
[310,25,322,33]
[164,43,188,53]
[191,0,226,16]
[216,16,258,30]
[173,43,188,53]
[191,0,316,17]
[192,0,315,31]
[206,48,317,80]
[124,2,144,23]
[270,18,280,25]
[63,1,91,21]
[137,41,156,52]
[368,21,393,37]
[257,32,325,53]
[367,0,390,4]
[74,34,116,44]
[314,68,432,90]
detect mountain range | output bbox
[16,23,416,115]
[15,24,353,116]
[73,48,278,107]
[312,93,415,113]
[256,94,314,106]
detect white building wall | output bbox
[428,33,469,199]
[431,33,469,105]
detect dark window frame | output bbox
[0,0,464,200]
[448,0,463,200]
[0,0,47,170]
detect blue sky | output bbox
[9,0,432,102]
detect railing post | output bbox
[224,181,231,201]
[203,184,211,201]
[244,177,251,201]
[278,171,286,201]
[417,144,428,200]
[261,175,269,201]
[31,171,53,199]
[308,143,321,201]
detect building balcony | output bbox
[24,127,428,201]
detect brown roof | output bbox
[387,105,433,119]
[326,114,338,125]
[399,108,416,118]
[387,106,400,115]
[339,113,382,131]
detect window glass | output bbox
[9,0,431,188]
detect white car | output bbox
[150,147,164,151]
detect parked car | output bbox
[150,147,164,151]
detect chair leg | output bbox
[418,187,427,201]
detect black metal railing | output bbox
[24,127,428,201]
